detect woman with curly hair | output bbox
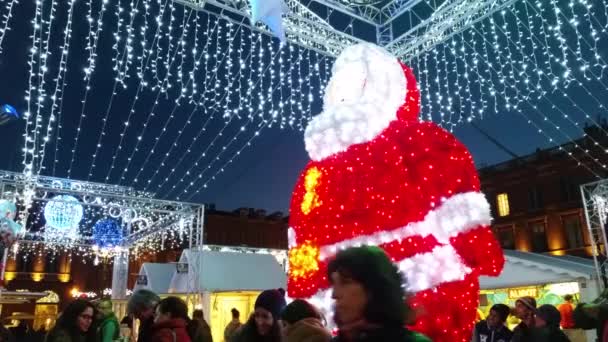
[45,299,96,342]
[327,246,430,342]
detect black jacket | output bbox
[473,320,513,342]
[138,316,156,342]
[511,323,533,342]
[332,326,430,342]
[531,327,570,342]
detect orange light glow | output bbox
[289,243,320,279]
[301,167,322,215]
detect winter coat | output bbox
[45,329,88,342]
[473,320,513,342]
[284,318,331,342]
[230,323,282,342]
[138,316,156,342]
[511,323,533,342]
[531,326,571,342]
[332,325,430,342]
[97,313,120,342]
[151,318,192,342]
[189,319,213,342]
[224,321,242,342]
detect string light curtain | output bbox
[0,0,328,198]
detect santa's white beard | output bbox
[304,101,396,161]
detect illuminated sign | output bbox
[508,287,538,299]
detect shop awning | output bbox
[480,249,596,289]
[134,263,176,294]
[169,249,286,293]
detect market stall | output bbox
[479,249,599,340]
[169,249,286,342]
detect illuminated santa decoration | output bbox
[287,43,505,342]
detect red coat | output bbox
[151,318,192,342]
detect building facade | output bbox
[479,124,608,257]
[1,207,288,322]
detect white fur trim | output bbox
[317,191,491,260]
[398,245,471,292]
[305,245,471,329]
[288,227,297,248]
[304,43,407,161]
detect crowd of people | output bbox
[3,246,607,342]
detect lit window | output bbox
[496,193,510,217]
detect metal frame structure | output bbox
[0,170,204,256]
[175,0,520,59]
[581,179,608,290]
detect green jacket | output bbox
[97,313,120,342]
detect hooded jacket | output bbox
[284,318,331,342]
[151,318,192,342]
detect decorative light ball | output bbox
[0,200,17,220]
[44,195,84,229]
[92,219,123,248]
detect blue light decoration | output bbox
[44,195,84,229]
[0,199,17,220]
[0,104,20,126]
[92,219,123,248]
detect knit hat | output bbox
[255,289,287,318]
[535,304,561,328]
[281,299,322,325]
[515,296,537,311]
[490,304,510,322]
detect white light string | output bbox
[38,0,77,175]
[66,0,139,179]
[111,7,194,184]
[184,54,326,201]
[131,15,221,188]
[86,0,167,181]
[0,0,17,56]
[458,16,608,174]
[119,16,234,187]
[164,41,289,200]
[22,0,43,177]
[135,20,249,190]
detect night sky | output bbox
[0,0,603,213]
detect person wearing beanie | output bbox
[231,289,286,342]
[472,304,513,342]
[512,297,537,342]
[280,299,331,342]
[326,246,430,342]
[532,304,570,342]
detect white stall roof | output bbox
[169,249,286,293]
[480,249,596,289]
[134,263,176,294]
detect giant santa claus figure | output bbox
[287,43,505,342]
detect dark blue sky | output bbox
[0,0,604,213]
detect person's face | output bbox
[487,309,502,328]
[253,308,274,336]
[97,302,112,318]
[154,306,171,324]
[77,307,94,332]
[331,271,368,326]
[534,315,547,328]
[135,307,154,321]
[515,302,531,319]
